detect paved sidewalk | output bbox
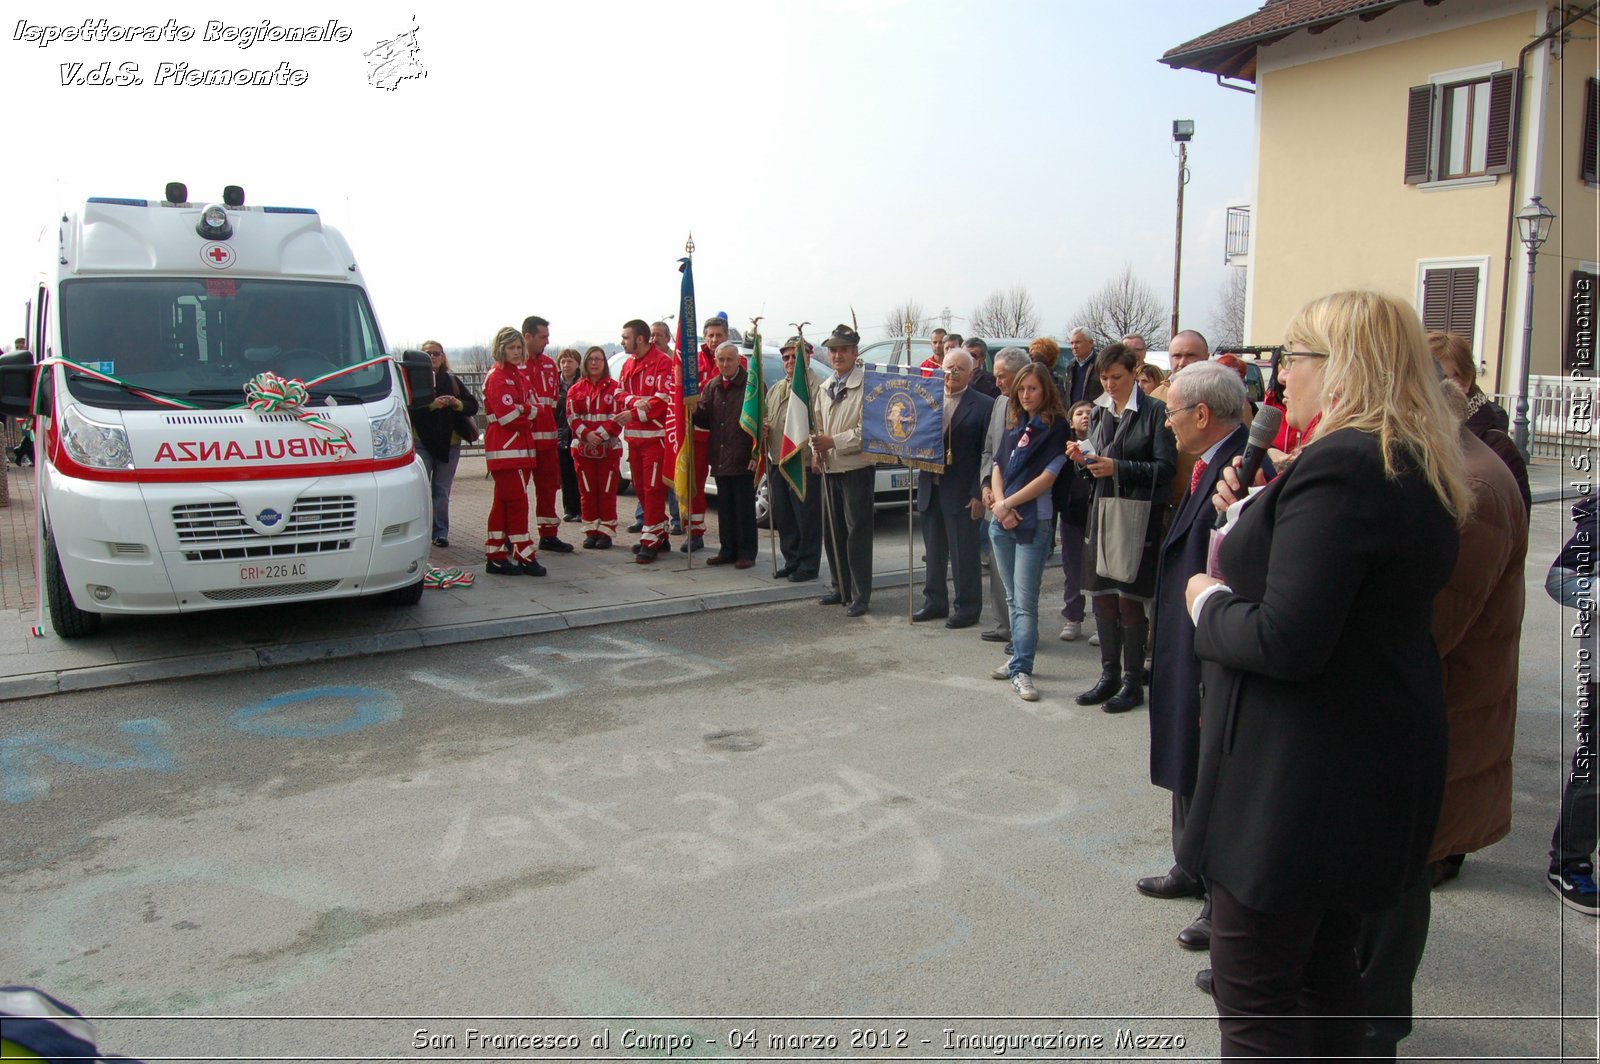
[0,454,934,700]
[0,452,1579,701]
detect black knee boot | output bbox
[1104,620,1147,712]
[1076,613,1122,705]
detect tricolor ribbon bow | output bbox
[244,371,352,448]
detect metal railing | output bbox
[1225,205,1250,265]
[1492,377,1597,459]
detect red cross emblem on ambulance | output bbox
[201,243,236,269]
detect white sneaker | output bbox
[1089,630,1101,646]
[1011,672,1040,701]
[1059,621,1081,642]
[991,664,1012,680]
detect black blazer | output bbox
[917,388,995,514]
[1148,423,1251,797]
[1178,428,1459,914]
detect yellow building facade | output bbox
[1166,0,1597,397]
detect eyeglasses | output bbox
[1281,351,1329,371]
[1164,404,1200,420]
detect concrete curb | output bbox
[0,564,932,701]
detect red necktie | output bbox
[1189,458,1208,495]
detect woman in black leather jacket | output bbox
[1064,342,1175,711]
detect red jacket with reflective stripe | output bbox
[483,364,536,472]
[618,347,675,443]
[566,377,623,453]
[518,354,561,450]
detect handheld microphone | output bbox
[1213,404,1283,530]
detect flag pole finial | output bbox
[685,232,695,256]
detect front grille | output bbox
[201,579,341,602]
[172,495,357,544]
[184,539,353,562]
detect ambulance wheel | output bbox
[383,577,425,606]
[45,532,101,639]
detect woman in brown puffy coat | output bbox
[1353,379,1529,1057]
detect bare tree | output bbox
[451,343,492,378]
[1069,264,1170,350]
[969,285,1041,339]
[1209,268,1248,350]
[882,298,933,338]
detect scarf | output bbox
[999,415,1069,544]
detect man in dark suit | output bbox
[1137,360,1255,953]
[1063,328,1105,405]
[914,348,994,628]
[965,338,1001,398]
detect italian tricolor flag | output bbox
[778,348,811,499]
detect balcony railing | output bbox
[1491,377,1598,459]
[1225,205,1250,266]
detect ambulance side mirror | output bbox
[399,350,434,409]
[0,350,39,417]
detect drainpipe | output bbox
[1493,3,1598,390]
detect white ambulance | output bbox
[0,182,435,637]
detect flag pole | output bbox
[751,316,778,579]
[680,234,696,572]
[904,316,916,623]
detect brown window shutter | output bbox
[1422,267,1479,349]
[1422,270,1451,331]
[1406,84,1435,184]
[1446,270,1478,344]
[1484,70,1517,176]
[1568,270,1598,374]
[1583,78,1599,185]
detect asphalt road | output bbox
[2,505,1596,1062]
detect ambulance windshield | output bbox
[58,278,392,409]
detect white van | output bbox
[0,182,435,637]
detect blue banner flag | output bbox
[860,363,945,473]
[676,257,698,398]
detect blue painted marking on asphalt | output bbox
[228,686,402,739]
[0,719,178,804]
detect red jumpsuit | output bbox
[688,344,748,538]
[483,364,538,563]
[519,353,563,540]
[566,377,623,540]
[619,345,676,550]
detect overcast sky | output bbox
[3,0,1259,353]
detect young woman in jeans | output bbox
[987,364,1070,702]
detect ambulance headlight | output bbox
[196,203,233,240]
[61,405,134,470]
[369,407,413,459]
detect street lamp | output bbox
[1171,121,1194,342]
[1512,195,1556,460]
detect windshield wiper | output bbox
[68,373,221,407]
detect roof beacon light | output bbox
[223,185,245,208]
[165,182,188,205]
[196,203,233,241]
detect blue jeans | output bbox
[990,522,1050,676]
[419,445,460,540]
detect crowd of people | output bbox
[405,299,1584,1056]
